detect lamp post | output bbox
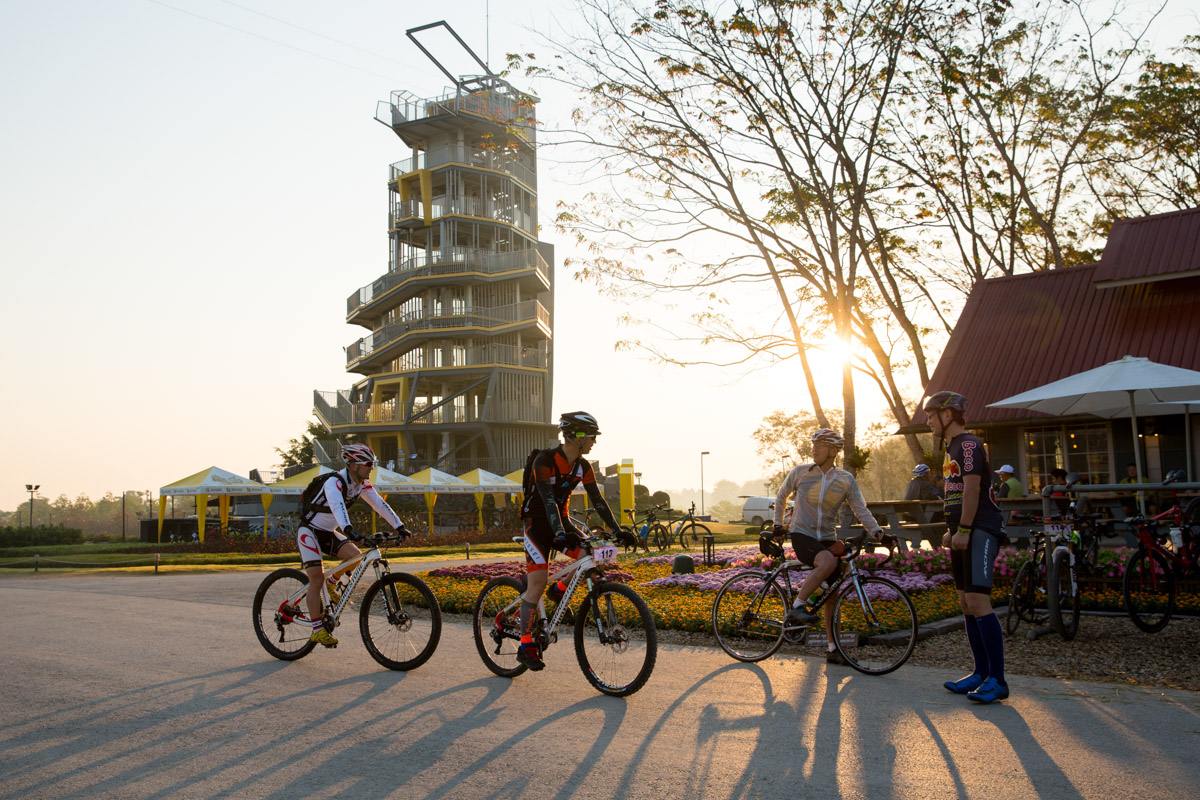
[700,452,710,516]
[25,484,39,528]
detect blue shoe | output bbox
[944,673,985,694]
[967,677,1010,704]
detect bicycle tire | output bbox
[252,567,317,661]
[1122,546,1176,633]
[711,570,787,662]
[574,582,657,696]
[359,573,442,671]
[650,523,671,552]
[1047,548,1081,641]
[831,576,918,675]
[1006,560,1033,635]
[472,576,529,677]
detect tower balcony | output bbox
[347,248,550,322]
[388,194,536,236]
[377,83,537,148]
[345,300,552,372]
[390,143,536,190]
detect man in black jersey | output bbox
[516,411,636,670]
[925,390,1009,704]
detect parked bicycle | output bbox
[252,532,442,670]
[671,501,712,551]
[621,503,672,553]
[1122,470,1200,633]
[471,534,657,696]
[1008,501,1109,640]
[711,531,917,675]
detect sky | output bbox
[1,0,1195,512]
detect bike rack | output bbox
[702,534,715,565]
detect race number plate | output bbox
[594,544,618,563]
[1043,522,1071,542]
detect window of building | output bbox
[1024,426,1065,495]
[1064,424,1110,485]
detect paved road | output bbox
[2,571,1198,800]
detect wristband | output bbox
[956,525,972,537]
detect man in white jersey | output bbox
[297,443,407,648]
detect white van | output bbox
[741,496,775,526]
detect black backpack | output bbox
[300,471,349,524]
[520,448,564,518]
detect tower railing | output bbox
[390,144,536,189]
[347,249,550,314]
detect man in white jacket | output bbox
[772,428,883,664]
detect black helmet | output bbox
[558,411,601,437]
[923,391,967,413]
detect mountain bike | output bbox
[1005,524,1050,636]
[711,532,917,675]
[1122,471,1200,633]
[252,532,442,670]
[471,535,657,696]
[621,503,671,553]
[1008,508,1108,640]
[672,501,712,551]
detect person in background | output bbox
[995,465,1024,498]
[904,464,943,501]
[1119,462,1157,516]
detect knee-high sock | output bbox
[519,600,538,643]
[976,612,1005,685]
[964,614,988,678]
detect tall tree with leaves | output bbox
[275,420,339,469]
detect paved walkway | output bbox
[1,572,1197,800]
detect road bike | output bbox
[1122,470,1200,633]
[471,535,657,696]
[1008,506,1108,640]
[252,532,442,670]
[621,503,672,553]
[711,532,917,675]
[671,501,712,551]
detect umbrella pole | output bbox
[1187,407,1194,483]
[1129,391,1147,516]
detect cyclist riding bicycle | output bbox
[297,442,408,648]
[517,411,637,670]
[924,390,1008,704]
[774,427,884,665]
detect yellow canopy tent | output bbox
[158,466,267,543]
[457,468,522,530]
[268,465,423,533]
[407,467,474,531]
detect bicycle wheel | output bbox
[574,582,657,697]
[831,576,918,675]
[1123,546,1176,633]
[711,570,787,662]
[1046,548,1081,641]
[252,567,317,661]
[359,573,442,671]
[472,576,529,678]
[1006,560,1034,635]
[650,523,671,552]
[679,522,708,551]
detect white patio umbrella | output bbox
[988,356,1200,511]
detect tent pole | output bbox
[1129,391,1146,516]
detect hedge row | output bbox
[0,526,84,547]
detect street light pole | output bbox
[25,484,39,528]
[700,452,710,516]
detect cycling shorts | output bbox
[950,527,1001,594]
[297,525,351,568]
[523,517,582,573]
[791,532,845,582]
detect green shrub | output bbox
[0,526,84,547]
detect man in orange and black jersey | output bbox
[517,411,636,670]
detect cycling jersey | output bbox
[774,464,881,541]
[302,469,402,534]
[520,446,620,534]
[942,433,1003,531]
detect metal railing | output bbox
[390,143,537,189]
[388,194,536,234]
[345,300,551,364]
[380,85,536,146]
[347,249,550,314]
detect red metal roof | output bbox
[1093,206,1200,286]
[913,264,1200,426]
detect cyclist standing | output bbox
[773,428,884,665]
[924,390,1008,703]
[517,411,636,670]
[297,443,407,648]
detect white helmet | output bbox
[341,443,377,465]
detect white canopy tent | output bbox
[158,466,268,543]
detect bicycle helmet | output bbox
[811,428,844,449]
[913,464,931,477]
[341,442,377,465]
[923,390,967,413]
[558,411,601,437]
